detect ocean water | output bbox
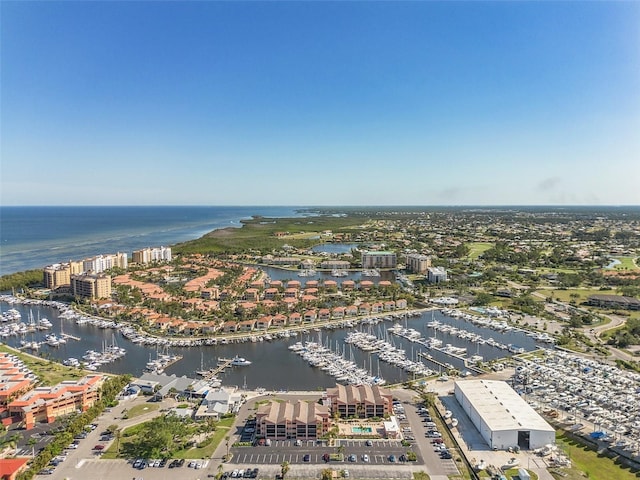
[0,206,303,275]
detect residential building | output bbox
[427,266,448,283]
[82,252,127,273]
[319,260,351,270]
[325,384,393,419]
[132,246,172,264]
[8,375,104,430]
[361,251,397,269]
[587,295,640,311]
[43,263,71,289]
[405,254,431,274]
[195,387,243,421]
[256,400,330,440]
[71,273,112,300]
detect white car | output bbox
[362,454,370,462]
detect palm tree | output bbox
[320,468,334,480]
[225,435,230,460]
[280,460,290,480]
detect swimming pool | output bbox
[351,426,373,434]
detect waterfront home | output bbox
[378,280,392,288]
[358,303,371,315]
[342,280,355,290]
[286,280,301,289]
[360,280,374,290]
[323,280,338,291]
[305,280,319,289]
[272,314,288,327]
[345,305,358,317]
[395,299,407,309]
[332,306,346,319]
[301,294,318,303]
[303,310,317,323]
[201,322,219,335]
[326,384,393,419]
[222,321,238,333]
[238,320,256,332]
[184,321,203,336]
[304,288,319,296]
[318,309,331,321]
[384,301,396,311]
[289,312,302,325]
[371,302,384,314]
[168,320,186,335]
[153,317,173,331]
[255,316,273,330]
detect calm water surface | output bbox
[1,301,541,390]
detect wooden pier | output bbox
[202,357,234,380]
[61,333,81,341]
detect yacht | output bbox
[231,356,252,366]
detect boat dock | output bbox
[61,333,81,341]
[202,357,234,380]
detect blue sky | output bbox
[2,1,639,206]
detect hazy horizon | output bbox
[2,2,639,206]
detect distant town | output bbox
[0,207,639,480]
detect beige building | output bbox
[405,253,431,274]
[326,384,393,419]
[71,273,112,300]
[256,400,330,440]
[43,263,71,289]
[361,251,397,269]
[132,246,172,264]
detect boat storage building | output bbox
[454,379,555,450]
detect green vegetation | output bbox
[174,215,365,255]
[412,473,431,480]
[466,242,493,260]
[0,345,86,386]
[538,288,609,304]
[123,402,160,419]
[555,431,639,480]
[611,257,639,271]
[0,270,43,292]
[106,414,234,460]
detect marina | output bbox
[1,296,547,390]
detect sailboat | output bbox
[196,351,209,376]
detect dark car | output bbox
[441,452,453,459]
[303,454,311,462]
[365,439,373,446]
[322,453,330,462]
[389,454,396,463]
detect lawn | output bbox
[123,403,160,419]
[0,345,87,386]
[538,288,611,304]
[466,242,493,260]
[612,257,639,271]
[555,431,639,480]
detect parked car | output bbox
[92,444,105,450]
[389,454,396,463]
[362,454,370,462]
[303,454,310,462]
[348,454,356,462]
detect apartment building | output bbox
[361,251,397,269]
[43,263,71,289]
[132,246,172,264]
[325,384,393,419]
[82,252,128,273]
[8,375,104,430]
[405,253,431,274]
[71,273,112,300]
[256,400,330,440]
[427,266,448,283]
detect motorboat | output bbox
[231,356,252,366]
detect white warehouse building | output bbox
[454,379,555,450]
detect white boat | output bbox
[231,356,252,366]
